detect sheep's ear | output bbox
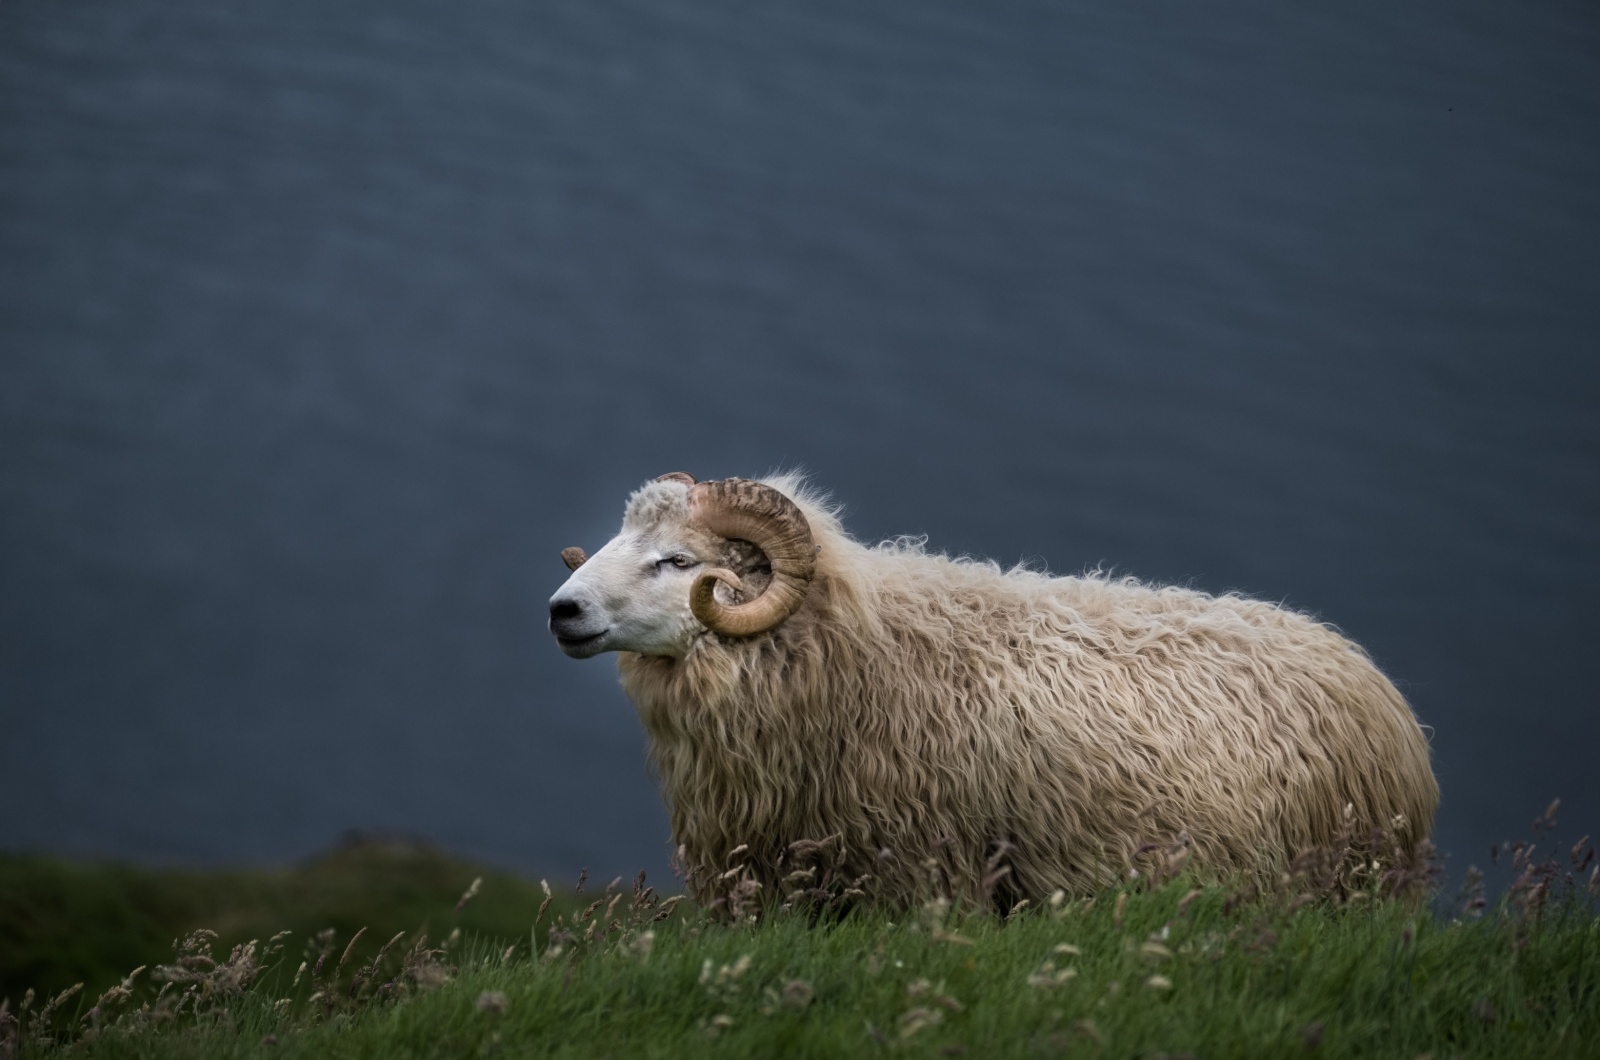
[561,547,588,571]
[656,472,697,487]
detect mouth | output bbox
[555,629,610,656]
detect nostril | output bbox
[550,599,582,622]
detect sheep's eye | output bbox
[659,554,695,570]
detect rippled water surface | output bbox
[2,0,1597,884]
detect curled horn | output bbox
[687,479,815,637]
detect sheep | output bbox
[548,472,1438,910]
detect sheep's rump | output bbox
[619,483,1437,909]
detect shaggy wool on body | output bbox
[606,475,1437,910]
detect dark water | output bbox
[2,0,1597,888]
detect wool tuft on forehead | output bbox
[621,478,691,532]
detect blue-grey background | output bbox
[2,0,1596,889]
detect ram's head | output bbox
[548,473,816,658]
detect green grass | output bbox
[3,847,1597,1059]
[0,838,587,1008]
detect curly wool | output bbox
[616,475,1438,909]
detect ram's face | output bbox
[549,473,813,659]
[547,505,721,659]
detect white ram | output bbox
[548,472,1437,908]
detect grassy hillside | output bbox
[2,836,1596,1059]
[0,837,586,1008]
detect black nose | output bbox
[550,598,583,622]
